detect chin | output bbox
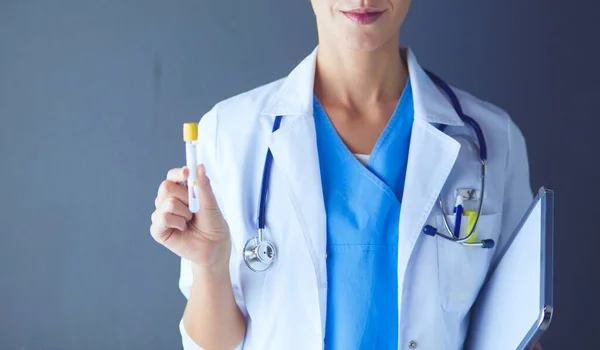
[343,38,388,52]
[340,36,393,52]
[335,26,398,52]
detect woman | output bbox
[150,0,535,349]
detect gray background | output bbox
[1,0,597,349]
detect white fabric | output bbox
[354,153,371,166]
[178,46,533,350]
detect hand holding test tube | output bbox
[150,123,231,265]
[183,122,200,213]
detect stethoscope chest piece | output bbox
[243,236,276,272]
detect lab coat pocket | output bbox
[436,212,502,312]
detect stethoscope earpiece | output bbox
[481,239,495,249]
[423,225,438,236]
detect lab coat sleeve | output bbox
[492,115,534,267]
[178,105,246,350]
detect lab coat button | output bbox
[408,340,418,349]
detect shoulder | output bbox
[197,77,284,155]
[450,86,528,170]
[196,76,286,188]
[453,87,514,134]
[212,78,284,126]
[445,84,532,211]
[450,85,533,226]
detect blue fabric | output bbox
[314,79,414,350]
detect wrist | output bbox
[191,259,230,284]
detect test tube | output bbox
[183,122,200,213]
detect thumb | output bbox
[195,164,220,212]
[191,164,229,239]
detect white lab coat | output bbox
[178,46,533,350]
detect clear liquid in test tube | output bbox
[183,122,200,213]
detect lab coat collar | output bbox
[261,45,464,127]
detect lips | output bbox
[341,8,385,25]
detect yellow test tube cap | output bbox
[183,122,198,142]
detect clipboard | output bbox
[466,187,554,350]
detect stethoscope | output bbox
[243,70,493,272]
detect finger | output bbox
[196,164,220,211]
[155,179,189,208]
[166,167,189,183]
[160,197,194,222]
[150,213,187,241]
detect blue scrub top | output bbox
[313,79,414,350]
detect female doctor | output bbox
[150,0,535,349]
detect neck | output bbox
[314,35,408,110]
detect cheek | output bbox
[313,1,345,32]
[312,1,334,27]
[391,0,411,8]
[388,0,410,32]
[389,0,410,16]
[312,0,335,15]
